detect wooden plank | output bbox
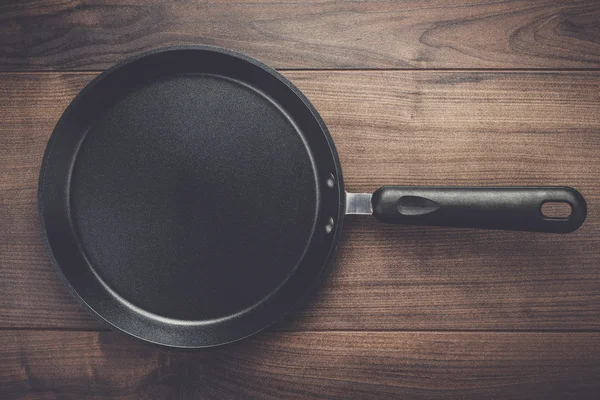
[1,0,600,70]
[1,330,599,399]
[1,71,599,330]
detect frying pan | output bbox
[39,46,587,348]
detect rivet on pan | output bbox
[325,217,335,234]
[326,173,335,189]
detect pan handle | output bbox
[371,187,587,233]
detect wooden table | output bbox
[1,1,599,398]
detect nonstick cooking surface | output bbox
[70,73,319,321]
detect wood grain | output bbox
[1,0,600,70]
[1,330,599,399]
[1,71,598,331]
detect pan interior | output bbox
[70,73,319,321]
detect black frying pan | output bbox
[39,46,587,348]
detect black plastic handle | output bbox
[372,187,587,233]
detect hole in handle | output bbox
[541,201,573,219]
